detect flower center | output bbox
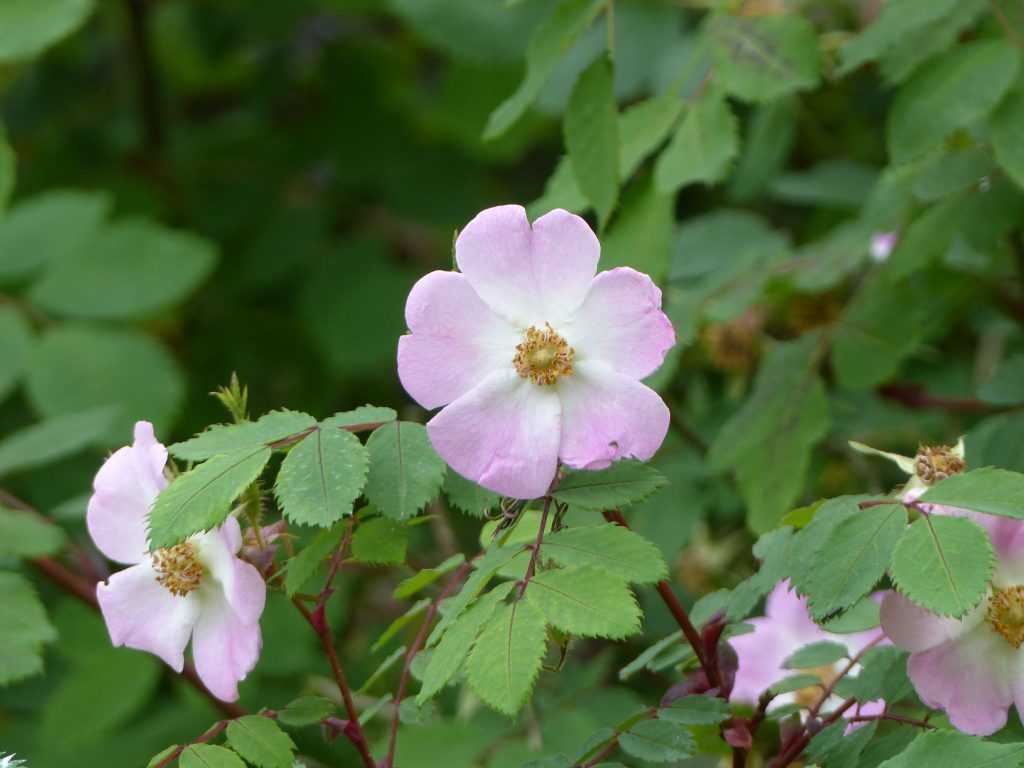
[988,586,1024,648]
[913,444,965,486]
[152,542,204,597]
[513,323,574,386]
[792,665,837,709]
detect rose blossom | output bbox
[86,421,266,701]
[397,205,675,499]
[881,515,1024,735]
[730,580,885,721]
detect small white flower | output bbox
[0,753,28,767]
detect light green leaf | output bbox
[0,406,117,478]
[920,467,1024,519]
[30,219,217,320]
[443,470,500,518]
[321,405,397,430]
[179,744,246,768]
[0,305,31,402]
[770,673,823,695]
[171,410,317,461]
[225,716,295,768]
[0,505,64,557]
[351,516,408,566]
[284,521,346,597]
[728,97,797,201]
[993,84,1024,191]
[483,0,602,139]
[655,90,738,194]
[706,13,820,102]
[876,729,1024,768]
[769,160,877,209]
[148,446,272,549]
[553,461,667,510]
[565,56,619,228]
[783,640,848,670]
[26,324,184,444]
[0,0,95,63]
[417,582,515,704]
[276,696,335,727]
[365,421,447,520]
[838,0,959,74]
[393,553,465,600]
[804,504,907,621]
[276,427,369,527]
[619,719,695,763]
[525,565,640,639]
[0,189,110,285]
[598,175,674,282]
[543,523,667,584]
[890,515,992,618]
[0,571,57,685]
[887,39,1020,163]
[979,354,1024,405]
[466,599,547,715]
[659,695,730,725]
[372,598,430,653]
[619,97,684,180]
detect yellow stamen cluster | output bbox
[153,542,204,597]
[914,444,965,486]
[792,665,837,709]
[513,323,574,386]
[988,586,1024,648]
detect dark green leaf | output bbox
[659,695,730,725]
[0,0,95,62]
[543,523,667,584]
[0,505,64,557]
[552,461,668,510]
[351,516,408,566]
[565,56,619,227]
[225,716,295,768]
[0,406,117,477]
[618,719,695,763]
[276,427,369,527]
[0,305,31,402]
[365,421,447,520]
[655,90,738,193]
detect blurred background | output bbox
[2,0,1023,765]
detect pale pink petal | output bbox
[398,270,518,409]
[192,595,262,702]
[566,268,675,379]
[907,624,1015,736]
[879,590,971,653]
[557,361,670,470]
[846,699,886,732]
[195,521,267,626]
[427,370,561,499]
[766,581,824,642]
[729,619,795,703]
[455,206,599,326]
[96,560,199,670]
[220,515,244,554]
[86,421,168,564]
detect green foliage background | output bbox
[3,0,1024,766]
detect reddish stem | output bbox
[518,494,554,599]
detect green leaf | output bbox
[822,596,881,634]
[372,598,430,653]
[525,565,641,639]
[920,467,1024,519]
[838,0,959,74]
[276,696,335,727]
[803,504,907,621]
[783,640,848,670]
[887,40,1020,163]
[879,0,986,85]
[0,305,31,402]
[148,446,272,549]
[30,219,217,320]
[284,521,346,597]
[148,747,178,768]
[770,673,823,695]
[393,553,465,600]
[619,97,684,180]
[225,716,295,768]
[466,599,547,715]
[659,695,730,725]
[728,97,797,201]
[655,90,738,194]
[993,84,1024,191]
[171,410,316,461]
[806,720,877,768]
[321,405,397,430]
[837,646,911,704]
[364,421,447,520]
[359,645,405,695]
[483,0,602,139]
[565,56,619,228]
[179,744,247,768]
[769,160,878,209]
[0,189,110,285]
[0,571,57,685]
[543,523,667,584]
[0,123,13,216]
[979,354,1024,405]
[276,427,369,527]
[417,582,515,704]
[876,729,1024,768]
[598,175,674,282]
[0,505,64,557]
[26,324,184,444]
[707,13,820,102]
[0,0,95,63]
[890,515,992,618]
[351,516,408,566]
[0,406,116,477]
[618,719,695,763]
[552,461,667,510]
[443,470,500,518]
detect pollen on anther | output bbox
[987,585,1024,648]
[153,542,204,597]
[513,323,574,386]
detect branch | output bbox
[518,493,554,599]
[877,383,1007,413]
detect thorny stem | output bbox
[878,383,1011,413]
[846,713,935,729]
[518,494,554,599]
[150,718,231,768]
[383,559,474,768]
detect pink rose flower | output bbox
[730,580,885,722]
[397,205,675,499]
[881,515,1024,736]
[86,421,267,702]
[870,231,898,262]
